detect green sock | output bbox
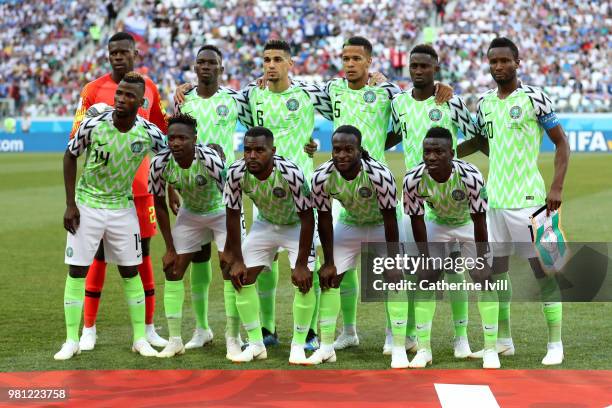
[223,280,240,338]
[538,276,562,343]
[164,279,184,338]
[123,275,146,342]
[292,286,315,345]
[478,290,499,349]
[235,284,263,343]
[190,261,212,330]
[64,275,85,342]
[387,290,408,347]
[309,257,321,332]
[257,261,278,332]
[415,289,436,351]
[445,272,468,337]
[319,288,341,346]
[495,272,512,338]
[339,268,358,333]
[406,274,417,338]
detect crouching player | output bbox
[308,125,408,368]
[221,126,316,364]
[403,127,499,368]
[149,113,246,358]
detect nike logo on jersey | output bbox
[399,112,407,117]
[256,101,264,106]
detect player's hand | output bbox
[546,187,562,216]
[368,71,388,86]
[63,204,80,234]
[292,263,313,294]
[303,138,318,157]
[318,263,338,291]
[219,250,234,274]
[173,83,194,106]
[470,260,493,287]
[162,249,177,274]
[229,260,248,291]
[207,143,226,162]
[434,82,454,104]
[383,267,403,286]
[85,103,112,118]
[168,188,181,216]
[256,75,267,89]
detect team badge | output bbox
[216,104,229,117]
[358,186,373,198]
[195,175,207,186]
[286,98,300,111]
[143,98,150,109]
[131,141,144,153]
[509,105,522,119]
[428,109,442,122]
[273,187,286,198]
[452,189,466,201]
[66,247,73,258]
[363,91,376,103]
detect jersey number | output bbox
[148,206,156,224]
[93,149,110,166]
[333,101,341,118]
[256,110,264,126]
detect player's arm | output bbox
[222,162,248,289]
[149,152,176,271]
[294,208,315,293]
[403,168,430,257]
[149,81,168,133]
[545,125,569,214]
[173,82,195,106]
[69,83,95,139]
[312,165,337,289]
[457,97,489,157]
[385,98,403,149]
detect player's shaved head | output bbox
[109,32,136,47]
[264,40,291,56]
[410,44,438,63]
[197,45,223,61]
[488,37,520,60]
[343,36,373,56]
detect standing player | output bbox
[56,72,166,360]
[71,32,168,350]
[308,125,408,368]
[403,127,499,369]
[460,38,570,365]
[148,114,237,358]
[319,36,454,351]
[222,126,316,364]
[388,44,482,358]
[173,45,251,350]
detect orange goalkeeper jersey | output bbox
[70,73,168,197]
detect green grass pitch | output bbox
[0,152,610,371]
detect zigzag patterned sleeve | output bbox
[456,161,488,213]
[364,159,397,210]
[140,117,167,153]
[391,97,401,135]
[294,79,333,120]
[475,96,486,136]
[524,85,560,130]
[403,165,425,216]
[311,161,333,211]
[149,149,171,196]
[381,82,402,100]
[234,84,255,128]
[196,144,226,193]
[448,96,480,140]
[66,113,107,157]
[276,156,312,212]
[223,160,246,210]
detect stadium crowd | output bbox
[0,0,609,116]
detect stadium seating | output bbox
[1,0,609,116]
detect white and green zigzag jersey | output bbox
[474,83,560,209]
[403,160,487,227]
[178,86,251,165]
[241,80,332,179]
[224,155,312,225]
[324,78,401,163]
[312,157,397,226]
[68,111,166,209]
[149,144,226,215]
[391,92,479,170]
